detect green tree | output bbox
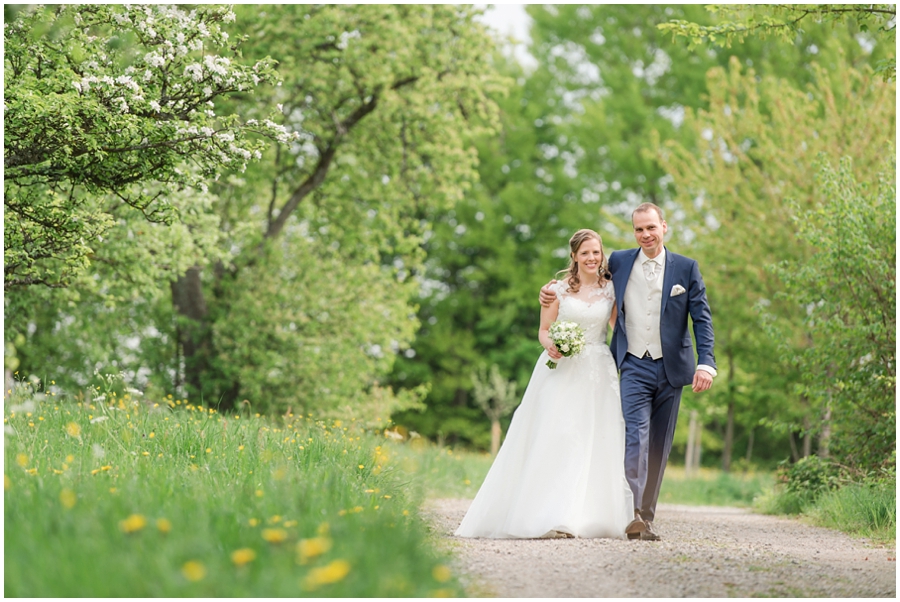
[390,4,883,457]
[656,56,895,470]
[471,364,519,456]
[659,4,896,80]
[167,4,505,415]
[768,156,895,473]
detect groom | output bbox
[540,203,716,541]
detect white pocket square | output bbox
[670,284,686,297]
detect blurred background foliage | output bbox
[5,4,895,478]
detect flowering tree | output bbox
[4,4,293,289]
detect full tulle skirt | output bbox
[455,345,633,539]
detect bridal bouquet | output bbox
[546,320,586,369]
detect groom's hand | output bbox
[691,370,713,393]
[539,280,558,307]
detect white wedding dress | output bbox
[455,280,633,539]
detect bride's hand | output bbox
[538,280,558,307]
[545,345,563,360]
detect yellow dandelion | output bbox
[269,515,282,524]
[317,522,330,535]
[181,560,206,582]
[60,488,77,509]
[142,451,150,456]
[4,474,10,490]
[283,520,297,528]
[383,495,392,499]
[109,487,118,494]
[296,536,332,565]
[66,454,74,463]
[238,445,244,451]
[431,588,455,597]
[255,489,264,497]
[119,514,147,534]
[261,528,288,544]
[148,432,155,438]
[25,467,38,475]
[156,518,172,534]
[248,518,259,527]
[231,548,257,566]
[205,448,212,454]
[303,559,351,590]
[65,422,81,438]
[432,565,452,583]
[16,454,28,467]
[358,465,365,469]
[402,510,410,516]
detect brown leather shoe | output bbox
[625,514,646,540]
[640,521,661,541]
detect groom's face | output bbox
[632,209,667,258]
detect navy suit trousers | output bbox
[620,352,683,522]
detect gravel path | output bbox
[424,499,896,598]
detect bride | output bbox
[455,229,633,539]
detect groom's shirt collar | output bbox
[638,247,666,265]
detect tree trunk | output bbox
[723,401,735,473]
[693,421,702,473]
[490,419,501,457]
[788,430,800,462]
[802,415,812,458]
[686,410,701,477]
[744,427,754,467]
[722,348,736,472]
[818,401,832,458]
[171,267,217,407]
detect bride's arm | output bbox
[539,298,563,360]
[609,304,617,330]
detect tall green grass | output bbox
[756,480,896,543]
[4,381,462,597]
[809,482,896,540]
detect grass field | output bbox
[658,466,775,507]
[3,381,463,597]
[7,376,845,597]
[384,441,774,508]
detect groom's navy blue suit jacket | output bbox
[608,247,716,388]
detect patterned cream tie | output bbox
[643,259,657,282]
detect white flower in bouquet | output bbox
[546,320,586,369]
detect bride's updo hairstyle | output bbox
[557,228,611,293]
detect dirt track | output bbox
[424,499,896,598]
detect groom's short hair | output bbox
[632,202,665,222]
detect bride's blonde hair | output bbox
[556,229,611,293]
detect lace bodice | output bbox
[554,279,615,345]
